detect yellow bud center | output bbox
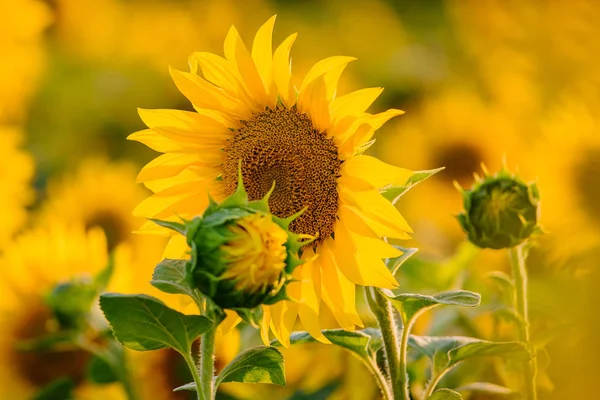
[485,187,519,220]
[219,213,288,294]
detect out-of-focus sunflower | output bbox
[130,16,414,344]
[0,0,50,122]
[51,0,272,72]
[0,128,35,249]
[0,221,125,399]
[532,87,600,264]
[379,88,524,258]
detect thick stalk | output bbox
[363,358,394,400]
[366,287,405,399]
[509,245,537,400]
[183,353,205,400]
[199,327,217,400]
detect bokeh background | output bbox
[2,0,599,399]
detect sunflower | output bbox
[0,128,35,249]
[0,221,126,399]
[130,16,413,344]
[0,0,50,122]
[379,88,525,258]
[531,86,600,264]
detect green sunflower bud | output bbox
[153,174,312,310]
[456,166,541,249]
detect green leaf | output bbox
[149,218,187,235]
[288,381,341,400]
[385,246,418,276]
[33,378,74,400]
[427,388,463,400]
[381,290,481,322]
[86,354,117,384]
[409,336,529,374]
[99,293,211,354]
[486,271,514,294]
[272,329,381,360]
[215,346,285,387]
[151,259,203,304]
[380,167,445,204]
[456,382,519,398]
[173,383,196,392]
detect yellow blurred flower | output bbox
[532,87,600,263]
[51,0,272,72]
[381,88,524,257]
[0,128,35,249]
[130,16,414,344]
[0,0,50,122]
[0,221,125,399]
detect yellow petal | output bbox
[138,108,225,130]
[163,235,189,259]
[260,306,272,345]
[339,203,411,240]
[319,239,363,329]
[299,56,356,94]
[333,220,398,288]
[170,67,250,120]
[224,25,267,108]
[219,310,242,335]
[252,15,277,108]
[330,87,384,123]
[298,76,330,132]
[298,304,330,344]
[273,33,298,108]
[136,154,199,183]
[340,155,413,188]
[127,129,182,153]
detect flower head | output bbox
[157,177,310,310]
[131,16,414,344]
[457,166,541,249]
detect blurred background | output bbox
[1,0,599,399]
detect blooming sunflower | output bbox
[0,221,125,399]
[130,16,413,344]
[0,128,34,249]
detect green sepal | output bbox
[149,218,187,235]
[385,246,418,276]
[380,167,445,205]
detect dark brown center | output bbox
[10,300,90,388]
[574,147,600,224]
[85,211,128,251]
[222,106,342,243]
[434,142,483,186]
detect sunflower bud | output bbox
[154,175,311,310]
[456,167,540,249]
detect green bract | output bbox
[457,167,541,249]
[153,174,311,310]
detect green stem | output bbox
[183,352,205,400]
[366,287,405,400]
[199,327,217,400]
[509,244,537,400]
[398,317,412,400]
[363,358,394,400]
[422,367,451,399]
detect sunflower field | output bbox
[1,1,598,399]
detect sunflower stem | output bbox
[366,287,404,400]
[183,352,205,400]
[199,325,217,400]
[509,244,537,400]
